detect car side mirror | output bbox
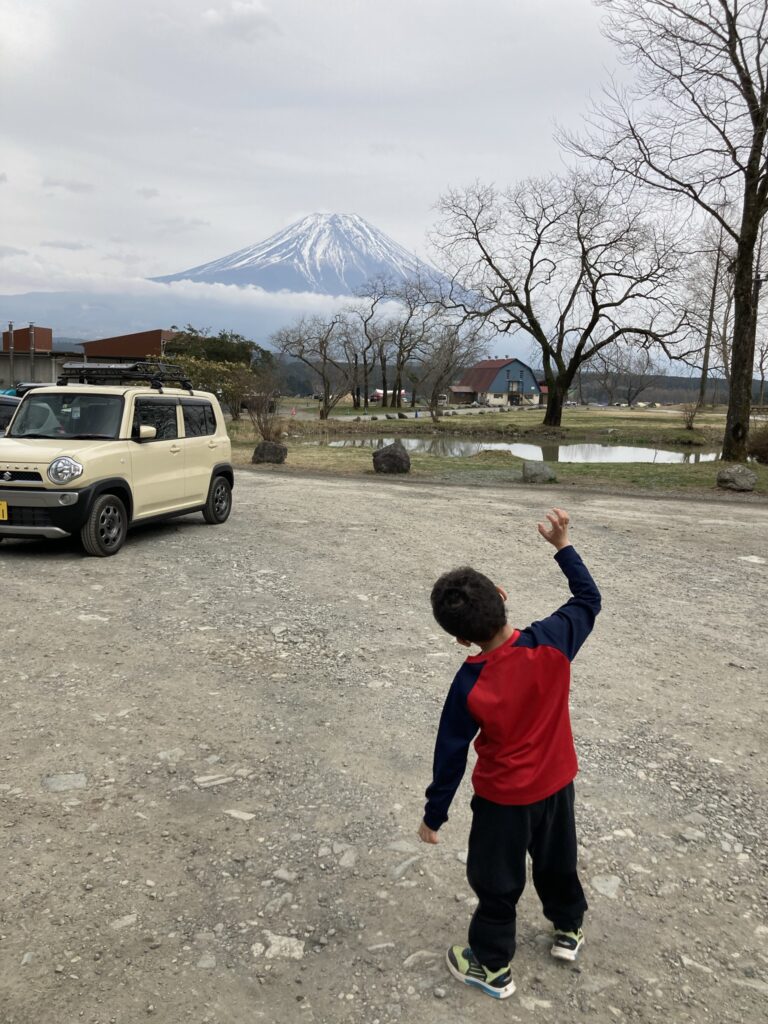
[136,424,157,442]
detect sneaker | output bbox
[446,945,516,999]
[551,928,584,961]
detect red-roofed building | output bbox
[450,358,540,406]
[80,329,178,361]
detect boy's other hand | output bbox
[537,507,572,551]
[417,821,439,844]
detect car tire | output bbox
[81,493,128,557]
[203,475,232,525]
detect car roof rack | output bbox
[57,362,194,394]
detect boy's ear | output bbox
[496,585,508,602]
[456,637,472,649]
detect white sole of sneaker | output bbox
[446,951,516,999]
[551,938,584,962]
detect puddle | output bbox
[316,437,721,464]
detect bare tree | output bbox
[346,279,390,411]
[412,320,489,421]
[273,316,350,420]
[432,173,686,426]
[593,341,662,404]
[244,361,283,442]
[382,276,441,407]
[566,0,768,459]
[756,334,768,406]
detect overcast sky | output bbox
[1,0,617,295]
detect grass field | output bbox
[231,402,731,450]
[228,404,768,496]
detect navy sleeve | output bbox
[423,662,481,831]
[517,545,601,661]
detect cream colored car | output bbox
[0,363,233,556]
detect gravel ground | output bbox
[1,470,767,1024]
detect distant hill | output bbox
[152,212,436,295]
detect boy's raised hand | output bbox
[537,507,572,551]
[417,820,439,845]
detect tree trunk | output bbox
[380,354,388,410]
[362,355,370,411]
[543,384,566,426]
[723,234,759,461]
[698,244,721,408]
[391,368,402,407]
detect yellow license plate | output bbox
[0,500,7,521]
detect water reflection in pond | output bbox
[321,437,720,463]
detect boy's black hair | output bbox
[431,566,507,644]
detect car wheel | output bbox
[81,493,128,556]
[203,475,232,525]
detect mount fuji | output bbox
[152,212,434,295]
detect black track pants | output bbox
[466,783,587,970]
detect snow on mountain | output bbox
[152,212,434,295]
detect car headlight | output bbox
[47,456,84,484]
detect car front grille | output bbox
[0,471,43,482]
[5,506,54,528]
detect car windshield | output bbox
[8,393,124,439]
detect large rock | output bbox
[252,440,288,464]
[522,461,556,483]
[716,465,757,492]
[373,440,411,474]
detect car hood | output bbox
[0,437,120,467]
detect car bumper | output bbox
[0,485,93,539]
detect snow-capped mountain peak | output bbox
[153,212,431,295]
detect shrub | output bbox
[747,425,768,464]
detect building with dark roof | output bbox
[450,358,540,406]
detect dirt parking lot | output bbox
[2,471,767,1024]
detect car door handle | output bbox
[207,441,218,449]
[169,445,182,454]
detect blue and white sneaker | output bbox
[446,945,516,999]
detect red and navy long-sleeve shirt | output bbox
[423,545,601,830]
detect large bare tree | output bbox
[433,174,686,425]
[567,0,768,459]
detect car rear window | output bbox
[181,400,216,437]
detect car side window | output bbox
[132,399,178,440]
[181,401,215,437]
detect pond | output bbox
[318,437,721,463]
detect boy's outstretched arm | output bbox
[419,664,480,843]
[525,507,601,660]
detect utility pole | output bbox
[29,321,36,381]
[8,321,14,387]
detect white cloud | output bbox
[42,177,95,194]
[0,245,28,259]
[202,1,278,42]
[40,240,90,250]
[156,216,211,235]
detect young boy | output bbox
[417,508,601,1000]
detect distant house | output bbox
[450,358,541,407]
